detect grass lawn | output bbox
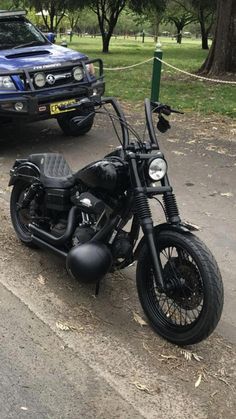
[65,35,235,118]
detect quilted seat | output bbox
[29,153,74,188]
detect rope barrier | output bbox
[96,56,236,85]
[154,56,236,85]
[101,57,153,71]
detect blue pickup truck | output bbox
[0,10,105,136]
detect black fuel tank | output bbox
[75,158,128,193]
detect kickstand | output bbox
[95,280,100,297]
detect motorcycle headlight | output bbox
[73,66,84,81]
[34,72,46,88]
[148,158,167,181]
[0,76,16,90]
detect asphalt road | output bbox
[0,113,235,418]
[0,283,142,419]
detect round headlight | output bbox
[14,102,24,111]
[73,66,84,81]
[34,72,46,88]
[0,76,15,89]
[148,158,167,181]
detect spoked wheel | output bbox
[136,230,224,345]
[10,181,37,247]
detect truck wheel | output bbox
[57,111,94,136]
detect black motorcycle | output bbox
[9,96,224,346]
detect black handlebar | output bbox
[151,101,184,115]
[59,96,182,150]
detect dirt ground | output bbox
[0,109,235,418]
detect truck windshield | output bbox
[0,17,48,50]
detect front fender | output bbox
[9,161,40,186]
[134,223,192,260]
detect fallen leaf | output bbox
[37,274,46,285]
[133,312,148,327]
[160,354,177,360]
[211,391,218,398]
[180,349,203,362]
[167,138,179,143]
[56,322,77,331]
[181,349,192,361]
[171,150,186,156]
[131,381,155,395]
[204,212,212,217]
[195,374,202,388]
[220,192,233,197]
[192,353,203,362]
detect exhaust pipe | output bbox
[29,206,78,246]
[31,235,67,258]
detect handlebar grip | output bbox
[170,109,184,114]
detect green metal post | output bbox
[151,43,163,102]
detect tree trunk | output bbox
[173,23,183,44]
[200,0,236,74]
[199,11,209,50]
[201,30,209,50]
[177,32,182,44]
[102,34,111,53]
[49,5,55,32]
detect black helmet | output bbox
[66,242,112,283]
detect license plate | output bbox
[50,99,76,115]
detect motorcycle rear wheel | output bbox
[10,181,37,247]
[136,230,224,345]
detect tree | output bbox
[27,1,86,32]
[200,0,236,74]
[132,0,167,42]
[164,0,197,43]
[87,1,126,53]
[87,0,165,53]
[66,2,87,41]
[1,0,27,8]
[191,0,216,49]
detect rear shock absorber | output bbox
[163,192,181,224]
[20,183,39,209]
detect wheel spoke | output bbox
[148,241,204,328]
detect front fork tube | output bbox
[129,156,165,289]
[141,215,165,290]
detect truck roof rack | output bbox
[0,10,27,17]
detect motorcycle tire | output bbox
[10,181,37,248]
[136,230,224,346]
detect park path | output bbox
[0,111,235,418]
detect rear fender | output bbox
[9,160,40,186]
[134,223,192,260]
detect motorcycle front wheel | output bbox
[136,230,224,346]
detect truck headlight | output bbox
[73,66,84,81]
[0,76,16,90]
[148,158,167,181]
[86,63,95,76]
[34,72,46,88]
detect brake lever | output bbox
[170,109,184,114]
